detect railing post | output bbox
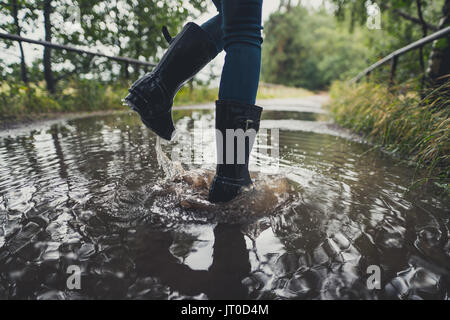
[124,62,130,80]
[389,56,398,87]
[348,27,450,84]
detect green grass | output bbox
[174,86,219,106]
[328,79,450,196]
[0,79,312,123]
[0,79,128,121]
[174,83,312,106]
[257,83,313,99]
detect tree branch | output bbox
[381,3,439,31]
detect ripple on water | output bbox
[0,103,448,300]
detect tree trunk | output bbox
[43,0,55,93]
[134,25,143,78]
[12,0,28,83]
[427,0,450,85]
[416,0,427,90]
[124,62,130,79]
[279,0,292,12]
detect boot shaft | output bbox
[214,100,262,181]
[153,22,218,96]
[208,100,263,203]
[125,22,217,140]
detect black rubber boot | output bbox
[124,23,217,140]
[208,100,263,203]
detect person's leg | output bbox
[124,1,222,141]
[219,0,263,104]
[200,0,224,55]
[208,0,264,203]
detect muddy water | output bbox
[0,97,448,300]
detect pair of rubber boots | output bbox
[124,23,262,203]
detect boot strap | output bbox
[235,116,260,131]
[162,26,173,44]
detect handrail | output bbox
[0,32,156,67]
[350,26,450,83]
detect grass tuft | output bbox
[328,79,450,196]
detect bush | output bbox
[0,82,61,118]
[328,79,450,194]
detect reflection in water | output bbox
[133,224,250,299]
[0,100,448,300]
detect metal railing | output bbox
[350,26,450,84]
[0,32,156,67]
[2,26,450,84]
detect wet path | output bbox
[0,96,448,300]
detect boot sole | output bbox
[124,94,174,141]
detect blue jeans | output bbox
[201,0,263,105]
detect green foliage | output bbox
[0,82,61,117]
[262,6,371,90]
[0,1,38,38]
[71,0,207,77]
[262,1,448,89]
[0,79,128,119]
[329,0,444,28]
[173,83,313,106]
[58,79,129,112]
[0,77,314,123]
[328,79,450,194]
[0,0,208,82]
